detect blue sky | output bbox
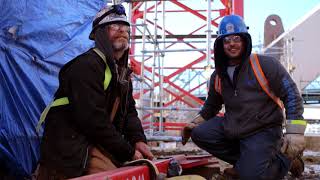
[244,0,320,50]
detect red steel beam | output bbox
[131,24,207,101]
[233,0,244,17]
[142,87,196,120]
[132,2,161,20]
[165,81,204,105]
[142,82,206,120]
[165,54,206,81]
[147,9,222,13]
[164,82,206,107]
[130,0,238,108]
[171,0,219,27]
[163,88,197,107]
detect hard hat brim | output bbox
[89,19,130,40]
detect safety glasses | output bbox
[223,35,242,44]
[108,24,130,33]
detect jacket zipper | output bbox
[227,64,243,137]
[226,72,238,97]
[83,147,89,169]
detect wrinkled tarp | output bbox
[0,0,105,178]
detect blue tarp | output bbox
[0,0,105,178]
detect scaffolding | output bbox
[127,0,243,137]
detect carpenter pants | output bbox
[191,116,291,180]
[35,147,117,180]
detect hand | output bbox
[181,123,197,145]
[133,150,144,160]
[181,115,205,145]
[135,142,154,160]
[281,134,306,160]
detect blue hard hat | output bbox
[217,15,249,37]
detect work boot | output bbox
[281,134,305,178]
[289,155,304,178]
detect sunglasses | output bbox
[223,35,242,44]
[108,24,130,33]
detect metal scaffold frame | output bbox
[127,0,243,136]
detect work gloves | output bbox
[281,134,306,160]
[181,115,205,145]
[281,120,307,177]
[281,120,307,160]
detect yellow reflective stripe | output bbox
[37,48,112,132]
[36,102,52,133]
[104,65,111,90]
[93,48,112,90]
[52,97,69,107]
[36,97,70,133]
[288,120,307,126]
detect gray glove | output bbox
[281,120,307,159]
[281,134,306,160]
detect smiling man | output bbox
[181,15,306,179]
[36,4,153,179]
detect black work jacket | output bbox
[39,48,146,178]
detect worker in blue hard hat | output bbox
[35,4,153,179]
[182,15,306,179]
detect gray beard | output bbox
[112,41,129,52]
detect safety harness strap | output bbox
[249,53,284,109]
[36,48,112,132]
[214,53,284,109]
[214,75,221,95]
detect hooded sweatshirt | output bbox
[39,26,146,178]
[199,33,303,139]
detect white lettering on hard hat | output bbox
[226,23,235,33]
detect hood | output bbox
[213,33,252,76]
[94,26,130,69]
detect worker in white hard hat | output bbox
[36,4,153,179]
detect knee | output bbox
[190,126,203,143]
[191,125,221,145]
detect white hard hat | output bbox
[89,4,130,40]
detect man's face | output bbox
[223,34,244,59]
[107,23,130,52]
